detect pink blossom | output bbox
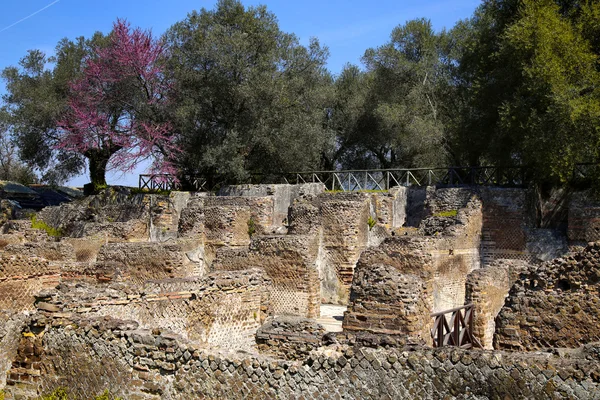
[56,19,180,180]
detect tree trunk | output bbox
[85,149,111,195]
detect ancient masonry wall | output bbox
[342,238,435,346]
[343,192,483,343]
[424,189,483,311]
[0,255,61,312]
[479,188,535,264]
[32,269,268,349]
[4,317,600,399]
[0,312,27,388]
[465,260,525,349]
[213,235,321,318]
[494,243,600,351]
[96,241,199,283]
[217,183,325,226]
[319,193,371,297]
[568,190,600,245]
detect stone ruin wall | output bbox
[465,260,526,349]
[4,183,600,398]
[213,235,321,318]
[31,268,268,350]
[342,238,436,345]
[4,314,600,400]
[569,190,600,245]
[494,243,600,351]
[0,255,61,312]
[96,241,200,283]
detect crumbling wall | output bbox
[343,193,483,343]
[495,243,600,351]
[422,191,483,311]
[0,255,60,311]
[34,269,267,349]
[213,235,321,318]
[149,191,191,242]
[319,193,370,303]
[0,311,28,388]
[256,315,325,360]
[5,317,600,399]
[217,183,325,226]
[465,260,526,349]
[96,242,198,283]
[343,238,435,345]
[2,242,76,262]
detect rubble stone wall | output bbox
[4,317,600,399]
[0,311,27,388]
[343,238,435,345]
[495,243,600,351]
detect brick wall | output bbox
[213,235,321,318]
[96,242,198,283]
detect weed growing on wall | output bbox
[30,215,63,237]
[433,210,458,218]
[247,218,257,237]
[367,216,377,230]
[37,388,122,400]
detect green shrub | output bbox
[30,215,63,237]
[1,390,5,400]
[367,215,377,230]
[247,218,256,237]
[37,388,122,400]
[39,388,69,400]
[433,210,458,218]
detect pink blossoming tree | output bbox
[58,19,179,193]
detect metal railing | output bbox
[138,174,206,191]
[281,166,531,191]
[139,166,532,191]
[431,304,481,349]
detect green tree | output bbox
[330,19,451,170]
[451,0,600,185]
[0,36,103,185]
[0,112,38,184]
[165,0,333,186]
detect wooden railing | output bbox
[431,304,481,349]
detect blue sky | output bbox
[0,0,481,187]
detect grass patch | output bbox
[30,215,63,237]
[433,210,458,218]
